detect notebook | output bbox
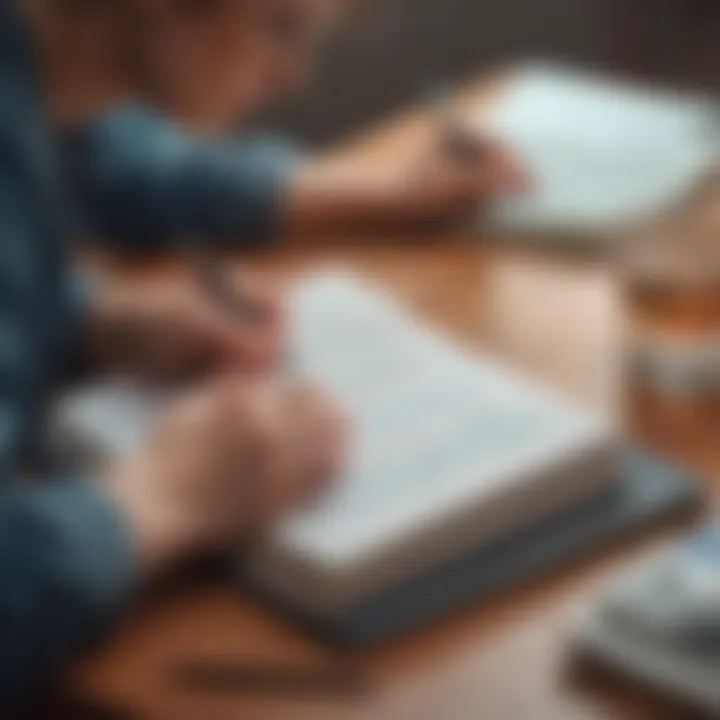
[572,525,720,714]
[478,63,720,240]
[53,273,619,615]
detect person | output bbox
[51,0,523,245]
[0,0,521,709]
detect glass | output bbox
[622,173,720,441]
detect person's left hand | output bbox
[85,270,285,382]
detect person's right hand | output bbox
[104,376,347,574]
[285,127,526,236]
[401,129,527,219]
[85,271,285,383]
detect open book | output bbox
[573,525,720,714]
[54,273,618,615]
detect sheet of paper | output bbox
[479,63,720,235]
[276,273,612,565]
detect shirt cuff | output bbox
[185,135,301,243]
[61,273,98,382]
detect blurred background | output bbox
[262,0,720,145]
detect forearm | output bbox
[281,149,497,238]
[282,157,413,237]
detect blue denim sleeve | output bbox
[0,167,136,708]
[62,106,300,248]
[60,272,97,382]
[0,481,135,708]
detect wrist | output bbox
[104,457,191,577]
[285,158,404,236]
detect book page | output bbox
[276,273,612,565]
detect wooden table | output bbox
[67,80,720,720]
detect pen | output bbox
[171,660,371,700]
[189,241,267,325]
[428,82,527,197]
[186,239,295,374]
[429,84,483,162]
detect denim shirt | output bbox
[0,2,294,707]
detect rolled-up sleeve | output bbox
[61,106,299,248]
[0,274,136,707]
[0,169,137,708]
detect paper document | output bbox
[479,63,720,238]
[274,273,613,565]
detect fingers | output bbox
[479,139,527,194]
[455,140,526,197]
[238,380,347,528]
[432,125,528,201]
[91,277,285,383]
[192,274,287,374]
[121,371,349,568]
[182,377,347,540]
[283,383,348,500]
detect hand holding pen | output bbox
[88,264,286,383]
[429,85,527,198]
[188,244,291,374]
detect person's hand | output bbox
[390,129,526,221]
[86,271,284,382]
[285,126,526,235]
[104,376,347,574]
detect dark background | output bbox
[261,0,720,146]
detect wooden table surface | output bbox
[68,78,720,720]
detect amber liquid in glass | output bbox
[624,214,720,442]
